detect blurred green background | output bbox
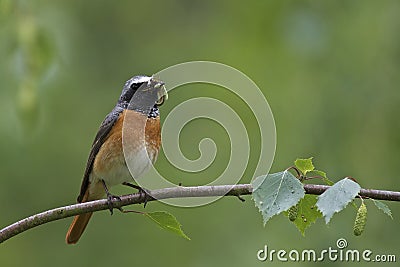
[1,0,400,266]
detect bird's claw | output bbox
[106,194,121,215]
[122,182,150,208]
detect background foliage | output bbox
[1,1,400,266]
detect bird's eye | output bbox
[156,95,165,106]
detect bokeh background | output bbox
[1,0,400,266]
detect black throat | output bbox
[118,101,159,118]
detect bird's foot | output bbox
[106,194,121,215]
[122,182,151,208]
[101,179,121,215]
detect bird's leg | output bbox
[122,182,150,208]
[101,179,121,215]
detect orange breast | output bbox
[119,109,161,164]
[144,114,161,163]
[92,109,161,186]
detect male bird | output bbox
[66,76,167,244]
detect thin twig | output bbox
[0,183,399,243]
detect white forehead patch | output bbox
[131,75,152,84]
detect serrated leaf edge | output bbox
[371,199,393,219]
[252,171,305,225]
[316,178,361,224]
[294,157,315,175]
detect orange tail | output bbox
[65,212,93,244]
[66,181,105,244]
[65,187,95,244]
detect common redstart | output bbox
[66,76,167,244]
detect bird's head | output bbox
[119,75,167,115]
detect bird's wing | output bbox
[77,106,124,202]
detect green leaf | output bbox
[310,169,327,178]
[145,211,190,240]
[316,178,361,224]
[284,195,322,236]
[308,169,334,185]
[294,157,314,175]
[372,199,393,219]
[252,170,305,225]
[322,177,334,186]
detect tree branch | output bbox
[1,183,399,243]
